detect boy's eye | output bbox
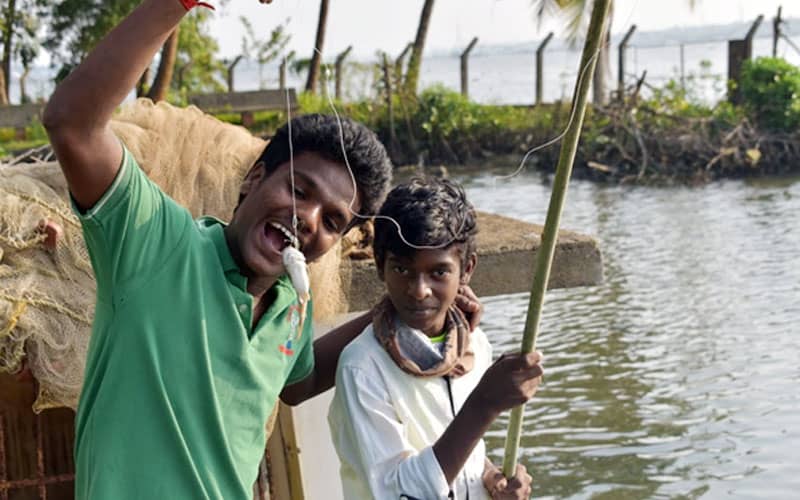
[392,265,408,275]
[324,216,340,232]
[432,269,451,278]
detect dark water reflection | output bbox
[455,168,800,499]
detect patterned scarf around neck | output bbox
[373,296,474,378]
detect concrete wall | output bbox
[188,89,297,113]
[341,211,603,311]
[0,103,44,128]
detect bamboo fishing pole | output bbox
[501,0,612,478]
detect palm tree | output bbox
[532,0,697,105]
[147,28,179,103]
[305,0,329,94]
[532,0,611,105]
[404,0,435,96]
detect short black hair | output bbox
[373,178,478,274]
[257,114,392,225]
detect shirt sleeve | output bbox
[72,145,192,298]
[331,362,453,500]
[286,299,315,385]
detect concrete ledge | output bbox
[340,211,603,311]
[188,88,298,114]
[0,103,44,128]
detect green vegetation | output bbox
[3,37,798,185]
[740,57,800,131]
[0,121,47,157]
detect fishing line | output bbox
[493,0,640,183]
[319,48,471,250]
[277,0,299,245]
[286,73,299,243]
[280,0,640,252]
[492,46,600,183]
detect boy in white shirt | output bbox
[329,178,544,499]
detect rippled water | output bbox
[456,169,800,499]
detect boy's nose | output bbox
[408,276,432,300]
[296,205,321,237]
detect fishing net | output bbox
[0,162,93,413]
[0,99,352,412]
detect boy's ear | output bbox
[239,161,266,200]
[460,253,478,285]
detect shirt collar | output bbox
[197,216,296,297]
[197,216,239,273]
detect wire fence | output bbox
[9,22,800,109]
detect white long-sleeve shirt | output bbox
[328,324,493,500]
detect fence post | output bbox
[279,51,295,92]
[680,44,685,91]
[617,24,637,101]
[226,56,243,92]
[279,60,287,90]
[335,45,353,101]
[382,53,397,158]
[395,42,413,88]
[773,6,783,57]
[460,37,479,98]
[535,32,554,105]
[728,14,763,104]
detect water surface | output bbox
[457,168,800,499]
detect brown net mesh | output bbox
[0,163,93,412]
[1,99,351,412]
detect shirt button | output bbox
[239,304,248,314]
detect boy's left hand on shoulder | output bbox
[455,284,483,331]
[482,462,532,499]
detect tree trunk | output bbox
[0,69,7,105]
[19,64,29,103]
[305,0,329,94]
[404,0,435,97]
[592,1,613,106]
[136,67,150,97]
[2,0,16,104]
[147,27,180,103]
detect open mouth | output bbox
[267,221,300,250]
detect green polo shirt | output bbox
[73,146,314,499]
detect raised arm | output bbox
[42,0,189,210]
[433,351,543,484]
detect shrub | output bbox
[740,57,800,131]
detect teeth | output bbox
[269,222,299,249]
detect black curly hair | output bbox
[256,114,393,226]
[373,177,478,275]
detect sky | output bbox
[208,0,799,60]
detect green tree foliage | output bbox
[740,57,800,132]
[240,16,290,89]
[46,0,224,100]
[14,7,39,103]
[171,11,226,101]
[46,0,138,82]
[1,0,47,104]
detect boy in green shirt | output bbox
[43,0,482,498]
